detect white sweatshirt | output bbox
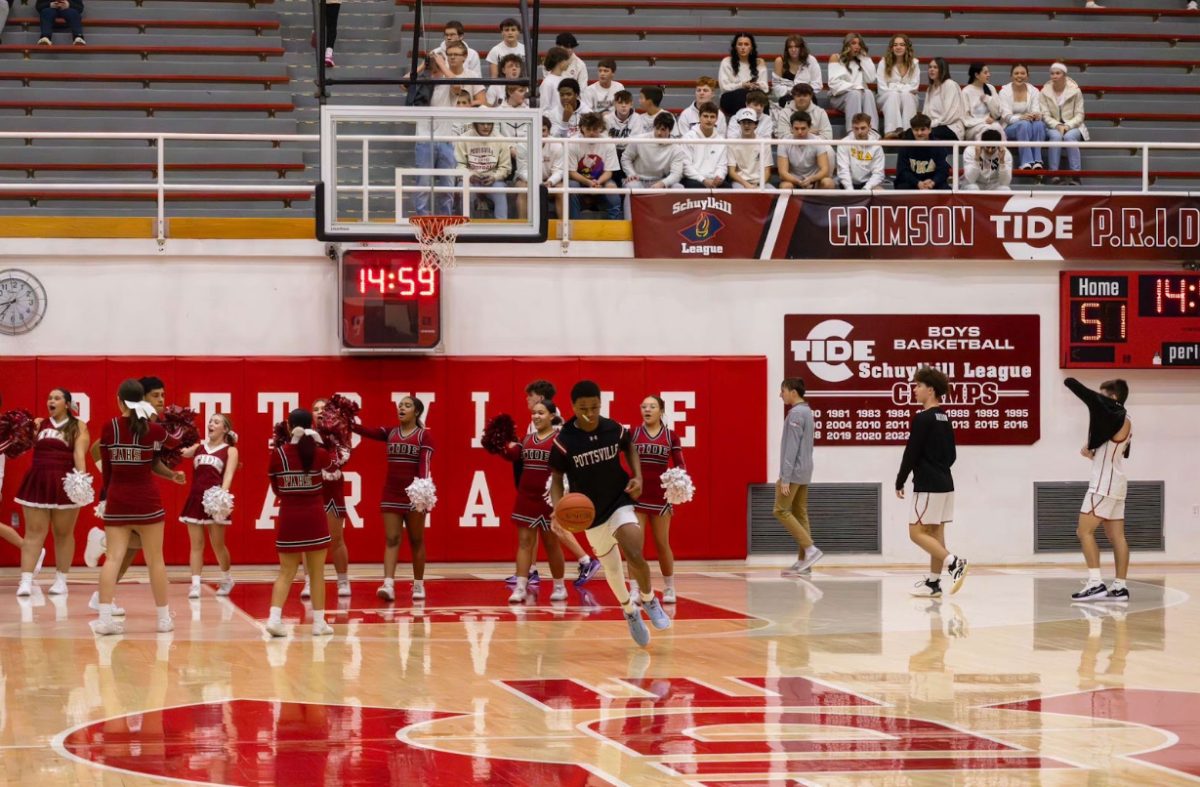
[718,57,769,93]
[924,79,966,139]
[682,126,728,181]
[999,82,1044,125]
[828,55,877,96]
[963,146,1013,190]
[621,140,686,185]
[836,132,885,190]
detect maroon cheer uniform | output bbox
[269,442,332,553]
[179,442,232,525]
[505,430,556,529]
[321,444,351,518]
[14,418,79,509]
[352,424,434,513]
[99,417,170,525]
[631,424,686,515]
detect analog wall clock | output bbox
[0,269,48,336]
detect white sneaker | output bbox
[549,584,568,601]
[796,546,824,573]
[781,560,805,577]
[84,527,106,568]
[216,578,235,596]
[376,583,395,601]
[312,620,334,637]
[508,586,527,603]
[157,616,175,634]
[411,583,426,601]
[88,591,126,617]
[34,548,46,576]
[1085,1,1103,7]
[188,584,201,600]
[300,578,311,599]
[662,586,677,604]
[92,619,125,636]
[1190,1,1198,11]
[49,575,69,595]
[337,579,352,597]
[265,620,288,638]
[16,578,32,597]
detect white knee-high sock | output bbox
[596,549,633,611]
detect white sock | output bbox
[156,605,171,623]
[337,572,348,583]
[382,577,394,587]
[941,554,956,571]
[56,570,68,582]
[578,555,590,567]
[268,605,283,624]
[1111,578,1126,591]
[595,549,634,612]
[191,575,201,586]
[313,610,326,625]
[927,573,941,583]
[98,602,113,623]
[664,576,675,590]
[516,577,528,591]
[19,572,32,585]
[1088,568,1103,584]
[554,580,565,591]
[629,579,640,595]
[412,580,424,590]
[221,571,232,582]
[640,591,655,604]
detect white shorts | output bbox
[911,492,954,526]
[1081,492,1125,521]
[583,505,638,557]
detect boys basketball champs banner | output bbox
[0,356,765,565]
[631,193,1200,261]
[784,315,1040,446]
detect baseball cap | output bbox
[733,108,758,124]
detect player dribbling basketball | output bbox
[549,380,671,647]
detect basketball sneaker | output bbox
[781,560,805,577]
[527,569,541,586]
[188,583,201,600]
[265,620,288,638]
[376,582,395,602]
[15,577,33,597]
[157,615,175,634]
[947,557,968,594]
[312,620,334,637]
[911,578,943,598]
[549,583,568,601]
[411,581,426,601]
[1071,581,1108,602]
[662,586,677,604]
[508,586,527,603]
[217,578,236,597]
[92,619,125,636]
[1100,586,1129,603]
[84,527,106,567]
[337,578,351,597]
[89,592,125,616]
[574,558,601,587]
[643,597,672,631]
[624,608,651,648]
[48,573,69,595]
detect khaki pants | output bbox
[773,481,812,551]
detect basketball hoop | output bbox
[410,215,469,271]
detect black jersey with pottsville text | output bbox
[549,416,635,526]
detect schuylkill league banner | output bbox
[632,192,1200,261]
[783,315,1041,446]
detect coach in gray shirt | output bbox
[775,377,823,576]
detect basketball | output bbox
[554,493,595,532]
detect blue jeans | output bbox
[40,7,83,38]
[412,141,456,216]
[567,180,622,220]
[1046,127,1084,172]
[1006,119,1046,168]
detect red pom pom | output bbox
[159,405,200,468]
[271,421,290,449]
[0,409,37,458]
[481,413,517,455]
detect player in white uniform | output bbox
[1066,378,1132,602]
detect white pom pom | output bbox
[660,467,695,506]
[202,486,235,522]
[95,500,106,518]
[543,474,569,505]
[406,477,438,512]
[63,469,95,506]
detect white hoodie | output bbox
[963,146,1013,190]
[836,131,885,190]
[682,126,728,182]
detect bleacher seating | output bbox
[0,0,1196,222]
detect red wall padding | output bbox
[0,356,766,566]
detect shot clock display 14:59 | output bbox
[1060,270,1200,368]
[339,249,442,351]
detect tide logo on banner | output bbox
[990,194,1073,260]
[789,318,876,382]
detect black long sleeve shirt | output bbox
[1064,377,1127,451]
[895,406,956,493]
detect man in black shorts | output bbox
[549,380,671,647]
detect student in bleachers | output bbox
[828,33,877,129]
[487,18,525,78]
[621,113,685,214]
[681,102,729,189]
[638,86,668,131]
[556,33,589,87]
[963,129,1013,191]
[545,79,591,138]
[605,90,648,142]
[725,90,772,140]
[773,84,831,141]
[456,119,513,220]
[718,33,769,117]
[876,34,920,139]
[36,0,85,47]
[962,64,1007,142]
[772,36,823,107]
[431,21,482,76]
[584,59,624,115]
[567,112,622,219]
[728,109,772,189]
[895,114,950,191]
[837,113,885,191]
[413,41,483,216]
[487,54,525,107]
[539,47,571,114]
[777,111,835,190]
[516,116,563,218]
[923,58,965,142]
[675,77,727,138]
[1041,63,1089,186]
[1000,64,1046,171]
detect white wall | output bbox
[7,240,1198,563]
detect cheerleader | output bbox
[630,395,686,603]
[265,409,335,638]
[304,397,352,599]
[504,400,567,603]
[94,379,177,636]
[178,414,239,599]
[0,391,45,575]
[13,388,90,598]
[352,396,434,602]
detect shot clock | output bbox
[1060,271,1200,368]
[339,250,442,351]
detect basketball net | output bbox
[410,215,469,271]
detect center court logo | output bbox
[789,319,876,383]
